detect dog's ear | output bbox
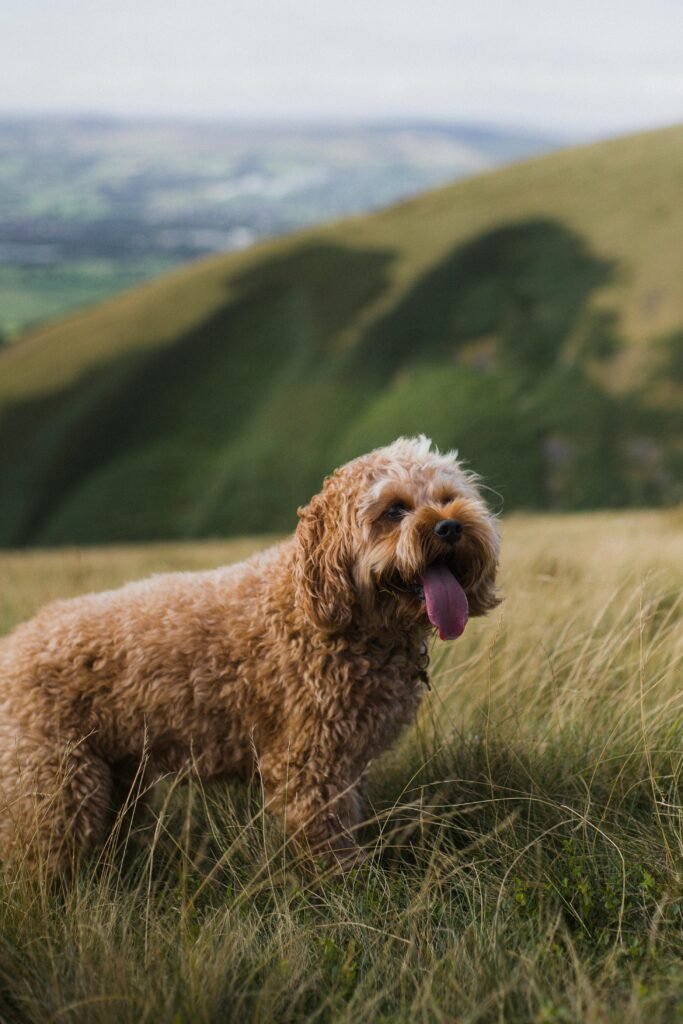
[467,563,502,617]
[294,479,355,632]
[464,519,502,617]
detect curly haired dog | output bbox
[0,436,500,870]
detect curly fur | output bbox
[0,436,500,870]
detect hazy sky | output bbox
[3,0,683,136]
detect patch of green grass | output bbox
[0,260,174,340]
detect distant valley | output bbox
[0,117,554,337]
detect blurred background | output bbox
[0,0,682,545]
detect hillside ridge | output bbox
[1,124,681,545]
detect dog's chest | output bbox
[306,637,429,759]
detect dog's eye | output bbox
[384,502,408,521]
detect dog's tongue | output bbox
[420,564,469,641]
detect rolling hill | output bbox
[0,125,682,546]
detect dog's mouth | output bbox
[387,561,469,641]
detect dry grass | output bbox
[0,537,274,634]
[0,511,681,1023]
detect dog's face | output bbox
[295,436,501,637]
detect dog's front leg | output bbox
[262,759,365,868]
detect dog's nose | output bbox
[433,519,463,544]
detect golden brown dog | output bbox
[0,436,500,870]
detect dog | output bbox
[0,436,500,871]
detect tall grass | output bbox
[0,510,681,1023]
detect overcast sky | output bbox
[2,0,683,137]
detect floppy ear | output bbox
[463,517,502,617]
[294,479,355,632]
[467,561,502,617]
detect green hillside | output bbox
[0,125,682,545]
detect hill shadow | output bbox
[0,242,395,545]
[331,219,664,508]
[348,218,616,381]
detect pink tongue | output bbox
[420,564,469,641]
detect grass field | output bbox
[0,260,175,341]
[0,511,681,1023]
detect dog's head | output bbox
[294,436,501,637]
